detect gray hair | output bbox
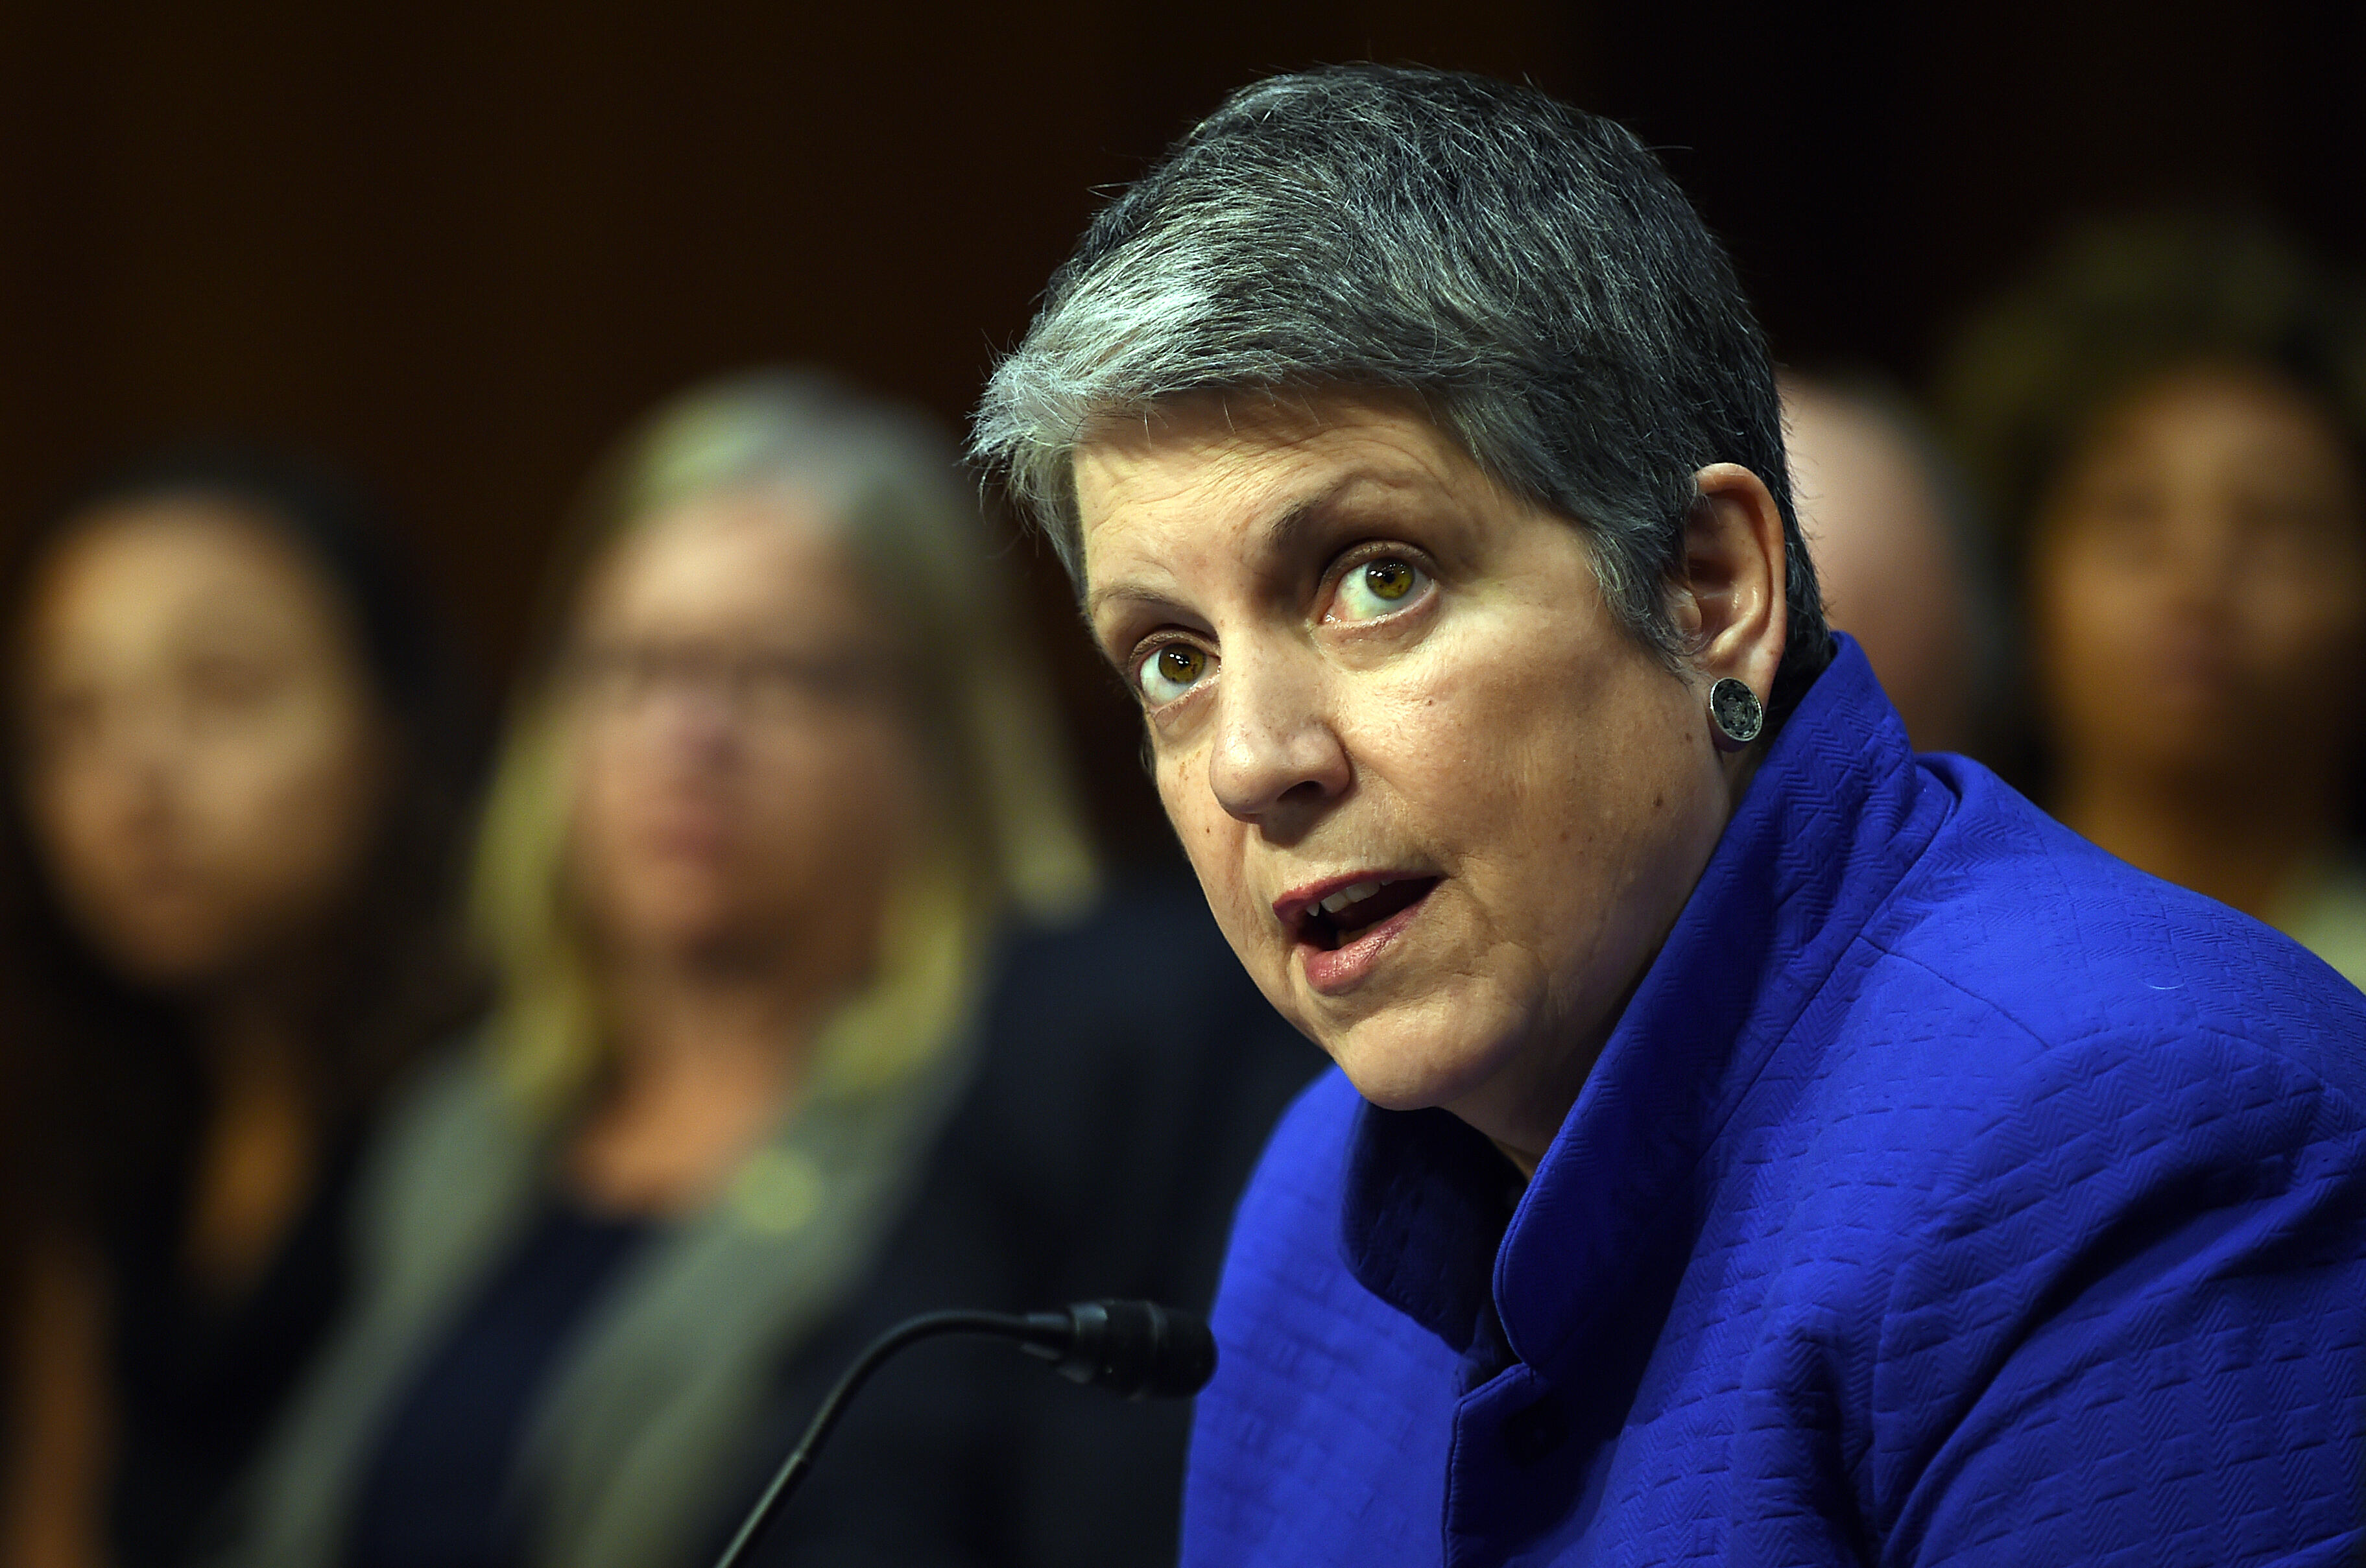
[972,65,1830,718]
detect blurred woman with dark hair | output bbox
[1938,214,2366,986]
[0,448,485,1567]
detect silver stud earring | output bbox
[1708,678,1763,750]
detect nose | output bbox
[647,678,743,769]
[1204,647,1350,834]
[2161,497,2243,597]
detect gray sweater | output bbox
[221,1038,968,1568]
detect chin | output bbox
[612,878,744,940]
[104,931,235,992]
[1317,990,1526,1115]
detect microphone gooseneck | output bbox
[711,1300,1216,1568]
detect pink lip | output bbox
[1273,870,1439,999]
[1272,871,1406,932]
[1300,895,1429,995]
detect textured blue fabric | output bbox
[1182,639,2366,1568]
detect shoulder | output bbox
[214,1041,541,1567]
[1852,1013,2366,1560]
[1751,755,2366,1263]
[363,1038,524,1198]
[1796,765,2366,1556]
[1807,755,2366,1286]
[1745,752,2366,1362]
[1863,755,2366,1108]
[347,1034,543,1297]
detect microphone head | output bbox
[1052,1300,1217,1399]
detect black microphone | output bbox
[711,1300,1217,1568]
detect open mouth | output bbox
[1298,876,1440,950]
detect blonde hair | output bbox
[472,370,1097,1113]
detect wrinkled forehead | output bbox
[1073,388,1474,594]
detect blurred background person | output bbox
[1938,215,2366,986]
[0,1,2356,947]
[1780,370,1998,755]
[0,448,487,1568]
[229,368,1138,1568]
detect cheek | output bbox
[1372,619,1711,1006]
[564,737,633,875]
[27,752,104,851]
[2238,556,2366,667]
[757,737,920,879]
[1158,752,1243,905]
[25,760,137,917]
[2030,543,2138,689]
[1155,748,1285,985]
[1370,610,1663,859]
[195,704,383,892]
[568,717,667,835]
[1440,659,1700,923]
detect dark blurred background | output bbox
[1,0,2360,867]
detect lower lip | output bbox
[1298,888,1433,997]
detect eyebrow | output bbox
[1082,577,1167,626]
[1256,484,1349,559]
[1081,472,1365,628]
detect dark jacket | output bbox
[723,875,1324,1567]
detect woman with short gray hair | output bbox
[975,65,2366,1568]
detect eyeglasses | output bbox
[564,640,902,726]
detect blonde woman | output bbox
[226,371,1099,1568]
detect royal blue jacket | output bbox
[1182,640,2366,1567]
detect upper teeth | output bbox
[1320,880,1383,915]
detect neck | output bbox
[184,980,320,1300]
[569,936,850,1215]
[199,984,309,1083]
[608,938,840,1090]
[1488,1137,1539,1182]
[2053,755,2345,920]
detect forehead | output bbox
[2090,364,2348,469]
[32,497,344,661]
[1073,390,1474,603]
[580,488,872,641]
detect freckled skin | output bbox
[1075,393,1787,1166]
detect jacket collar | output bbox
[1339,638,1951,1379]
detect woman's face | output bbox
[1075,394,1767,1160]
[562,490,922,976]
[18,499,387,992]
[2033,365,2366,789]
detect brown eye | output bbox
[1137,642,1212,704]
[1336,556,1429,620]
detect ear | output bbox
[1670,462,1788,706]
